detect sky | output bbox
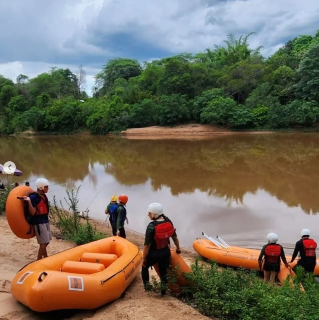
[0,0,318,95]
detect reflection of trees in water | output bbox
[1,134,319,213]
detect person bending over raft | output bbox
[290,228,317,274]
[142,202,181,296]
[23,178,51,260]
[258,232,289,283]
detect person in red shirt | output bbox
[258,232,289,283]
[290,228,317,274]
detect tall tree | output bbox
[96,58,142,95]
[296,43,319,103]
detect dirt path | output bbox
[0,215,210,320]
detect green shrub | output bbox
[182,260,319,320]
[0,186,11,214]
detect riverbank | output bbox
[119,124,274,138]
[5,124,277,138]
[0,214,210,320]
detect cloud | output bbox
[0,0,318,93]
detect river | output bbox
[1,133,319,253]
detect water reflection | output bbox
[1,134,319,249]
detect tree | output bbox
[212,33,263,67]
[96,58,142,94]
[200,97,236,125]
[76,65,86,98]
[296,43,319,103]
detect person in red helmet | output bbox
[116,194,128,238]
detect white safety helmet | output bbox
[267,232,278,244]
[301,229,310,237]
[35,178,49,191]
[147,203,163,219]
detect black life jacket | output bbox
[303,239,317,257]
[152,216,175,250]
[265,244,281,264]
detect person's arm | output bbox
[280,246,289,268]
[143,224,154,265]
[143,245,150,266]
[172,235,181,253]
[23,196,36,215]
[258,246,265,270]
[290,241,300,263]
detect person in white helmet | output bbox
[142,202,181,296]
[258,232,289,283]
[290,229,317,274]
[23,178,51,260]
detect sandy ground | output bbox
[120,124,273,139]
[0,214,211,320]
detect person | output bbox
[115,194,129,238]
[25,181,30,187]
[23,178,51,260]
[105,195,119,236]
[142,203,181,296]
[290,228,317,274]
[258,232,289,283]
[14,182,19,188]
[0,180,4,190]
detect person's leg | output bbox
[141,256,156,290]
[37,243,48,260]
[35,224,51,260]
[111,221,117,236]
[263,270,271,282]
[157,254,170,295]
[119,227,126,239]
[270,271,278,283]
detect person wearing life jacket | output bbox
[258,232,289,283]
[23,178,51,260]
[105,195,119,236]
[142,203,181,296]
[115,194,129,238]
[290,228,317,274]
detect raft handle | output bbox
[38,272,48,282]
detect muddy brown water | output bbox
[1,133,319,254]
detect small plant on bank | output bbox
[50,186,105,245]
[0,186,11,214]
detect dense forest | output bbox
[0,31,319,134]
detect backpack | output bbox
[265,244,281,264]
[108,203,119,222]
[152,218,175,250]
[303,239,317,257]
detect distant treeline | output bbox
[1,31,319,134]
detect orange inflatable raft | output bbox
[11,236,142,312]
[6,185,35,239]
[193,237,319,281]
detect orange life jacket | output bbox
[265,244,281,263]
[303,239,317,257]
[153,220,175,250]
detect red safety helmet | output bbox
[118,194,128,204]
